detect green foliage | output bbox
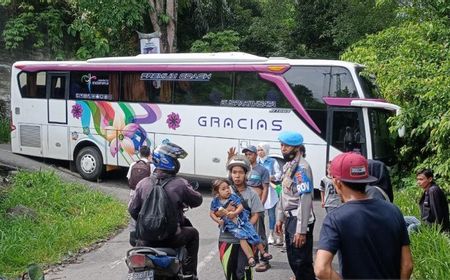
[342,18,450,190]
[410,226,450,280]
[241,0,297,57]
[0,118,9,143]
[1,1,71,59]
[0,100,9,143]
[0,171,127,277]
[190,30,240,52]
[287,0,398,59]
[68,0,148,58]
[394,186,450,280]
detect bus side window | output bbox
[50,76,66,99]
[234,72,289,108]
[18,71,46,99]
[69,71,116,100]
[173,72,231,106]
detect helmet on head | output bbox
[278,131,304,146]
[226,154,251,173]
[152,142,187,173]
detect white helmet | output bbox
[226,155,251,173]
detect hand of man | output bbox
[227,147,236,161]
[293,233,306,248]
[275,221,284,235]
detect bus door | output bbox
[326,107,366,163]
[46,72,70,160]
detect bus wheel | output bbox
[76,146,104,181]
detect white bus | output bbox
[10,52,400,188]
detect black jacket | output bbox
[419,184,449,232]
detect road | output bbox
[0,143,330,280]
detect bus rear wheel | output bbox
[76,146,104,181]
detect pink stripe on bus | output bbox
[259,72,321,134]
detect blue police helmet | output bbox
[152,142,187,172]
[278,131,304,146]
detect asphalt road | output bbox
[0,143,330,280]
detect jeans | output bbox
[404,216,421,234]
[267,204,277,230]
[285,216,315,280]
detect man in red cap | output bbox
[314,152,413,280]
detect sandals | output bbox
[261,252,273,261]
[248,256,256,267]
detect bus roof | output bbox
[88,52,363,68]
[13,52,364,70]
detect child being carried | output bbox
[210,178,272,267]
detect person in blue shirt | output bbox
[315,152,413,279]
[256,142,282,245]
[210,178,272,267]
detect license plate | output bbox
[127,269,154,280]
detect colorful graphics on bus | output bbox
[72,101,162,159]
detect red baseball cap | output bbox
[330,152,377,183]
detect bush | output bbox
[342,18,450,193]
[395,186,450,279]
[0,171,128,278]
[0,118,9,143]
[0,100,10,143]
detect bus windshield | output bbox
[368,108,395,165]
[357,69,380,98]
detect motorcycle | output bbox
[126,183,199,280]
[125,246,187,280]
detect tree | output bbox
[342,7,450,188]
[1,0,73,59]
[289,0,397,58]
[148,0,177,53]
[190,30,240,52]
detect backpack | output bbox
[128,160,151,190]
[136,177,178,242]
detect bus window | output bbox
[330,66,358,98]
[122,72,172,103]
[330,110,365,155]
[49,76,66,99]
[233,72,289,108]
[369,108,395,164]
[358,70,380,98]
[69,71,117,100]
[18,71,46,98]
[173,72,232,105]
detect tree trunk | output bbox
[148,0,177,53]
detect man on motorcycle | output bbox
[128,142,203,280]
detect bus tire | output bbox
[76,146,104,181]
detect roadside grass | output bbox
[0,171,128,278]
[395,184,450,279]
[0,118,9,143]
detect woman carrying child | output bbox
[213,155,270,280]
[210,178,272,267]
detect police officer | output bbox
[275,131,315,280]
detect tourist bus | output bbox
[10,52,400,188]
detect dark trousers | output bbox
[285,216,315,280]
[137,225,199,276]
